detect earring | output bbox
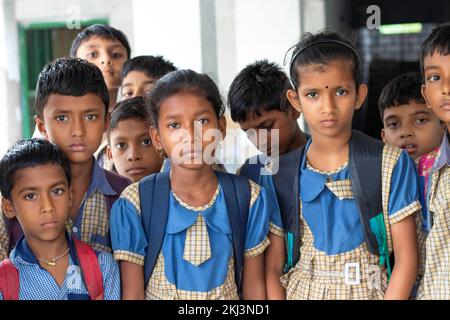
[158,148,165,158]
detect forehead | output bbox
[159,92,216,118]
[77,36,126,52]
[423,52,450,71]
[297,59,354,85]
[122,71,154,85]
[12,164,67,190]
[110,118,149,137]
[240,109,287,129]
[43,93,106,115]
[383,101,429,119]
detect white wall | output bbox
[132,0,202,71]
[0,0,22,156]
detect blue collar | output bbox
[11,233,77,267]
[434,131,450,170]
[299,139,328,202]
[165,184,232,235]
[87,158,117,197]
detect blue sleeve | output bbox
[0,291,3,300]
[259,175,284,234]
[98,252,121,300]
[109,186,148,264]
[388,150,422,223]
[244,183,273,257]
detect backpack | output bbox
[0,237,104,300]
[138,170,251,297]
[240,130,393,279]
[3,169,130,254]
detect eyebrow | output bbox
[85,43,125,50]
[17,181,68,194]
[50,107,103,114]
[383,115,399,123]
[424,65,441,71]
[412,110,432,116]
[163,107,212,120]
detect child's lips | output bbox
[441,101,450,111]
[126,167,147,175]
[40,221,58,229]
[320,118,338,127]
[68,143,87,152]
[401,143,418,154]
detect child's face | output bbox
[36,93,108,165]
[1,164,71,243]
[76,36,128,91]
[107,119,163,182]
[150,92,226,171]
[381,101,444,159]
[287,59,367,139]
[239,108,300,156]
[422,53,450,130]
[121,71,155,100]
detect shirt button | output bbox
[73,226,78,233]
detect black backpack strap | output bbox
[349,130,383,255]
[216,171,250,298]
[239,154,267,183]
[271,146,305,270]
[139,172,170,285]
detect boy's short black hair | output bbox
[107,96,151,143]
[145,69,225,127]
[420,22,450,76]
[0,139,71,200]
[121,55,177,81]
[288,30,361,88]
[378,72,426,120]
[35,57,109,118]
[228,60,292,123]
[69,24,131,59]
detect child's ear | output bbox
[218,116,227,140]
[421,84,432,109]
[355,84,368,110]
[1,197,16,219]
[381,128,387,143]
[287,89,302,113]
[106,145,113,160]
[35,115,48,138]
[150,126,163,152]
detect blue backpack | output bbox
[240,130,392,279]
[138,170,251,297]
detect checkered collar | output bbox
[165,184,232,235]
[434,131,450,170]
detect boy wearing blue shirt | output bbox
[0,139,120,300]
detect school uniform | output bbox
[0,234,120,300]
[0,159,130,261]
[110,175,278,299]
[281,139,421,300]
[417,132,450,299]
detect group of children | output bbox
[0,21,449,300]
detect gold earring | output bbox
[158,148,165,158]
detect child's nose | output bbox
[127,145,142,161]
[40,195,54,215]
[70,118,85,137]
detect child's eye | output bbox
[168,122,180,129]
[416,118,428,125]
[85,114,97,121]
[306,91,317,98]
[196,119,209,126]
[427,75,440,82]
[55,115,68,122]
[142,139,152,146]
[86,52,98,59]
[336,89,347,96]
[112,52,124,59]
[115,142,127,149]
[52,188,65,196]
[24,193,36,200]
[122,91,133,98]
[387,121,399,129]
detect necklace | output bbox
[36,247,70,267]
